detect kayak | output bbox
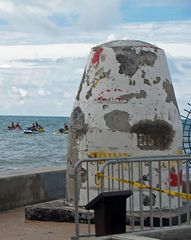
[23,127,45,134]
[53,129,68,135]
[8,127,22,130]
[23,130,39,134]
[38,128,45,132]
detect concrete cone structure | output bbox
[66,40,183,210]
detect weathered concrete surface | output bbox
[25,197,191,226]
[66,40,183,211]
[25,199,94,223]
[0,167,66,211]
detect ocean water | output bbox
[0,115,69,174]
[0,116,190,175]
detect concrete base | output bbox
[25,198,191,228]
[130,205,191,227]
[25,198,94,223]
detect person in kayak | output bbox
[15,122,22,129]
[8,122,22,130]
[8,122,15,130]
[64,123,69,131]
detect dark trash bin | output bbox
[85,190,132,237]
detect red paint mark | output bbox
[170,170,182,187]
[97,96,108,101]
[115,97,121,101]
[91,48,103,65]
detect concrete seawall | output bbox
[0,167,66,211]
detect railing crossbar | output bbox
[72,155,191,240]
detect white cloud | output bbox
[0,1,14,13]
[10,86,28,98]
[0,43,93,64]
[157,43,191,58]
[106,34,116,42]
[0,1,190,116]
[38,88,50,96]
[0,64,11,68]
[75,67,84,74]
[63,91,74,99]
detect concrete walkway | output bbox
[2,207,191,240]
[0,207,80,240]
[0,207,157,240]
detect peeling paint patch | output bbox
[95,68,111,81]
[153,76,161,84]
[144,79,151,85]
[141,70,146,78]
[104,110,130,132]
[85,66,91,86]
[101,54,106,62]
[129,79,136,86]
[70,106,88,139]
[143,193,156,206]
[86,87,92,100]
[163,78,178,108]
[130,119,174,150]
[76,68,86,101]
[66,131,79,166]
[115,47,157,77]
[103,104,108,110]
[119,90,147,102]
[86,68,111,100]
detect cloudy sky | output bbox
[0,0,190,116]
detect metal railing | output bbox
[71,155,191,239]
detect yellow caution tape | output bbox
[95,172,191,201]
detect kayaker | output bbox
[15,122,22,129]
[8,122,15,130]
[64,123,69,131]
[32,123,38,131]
